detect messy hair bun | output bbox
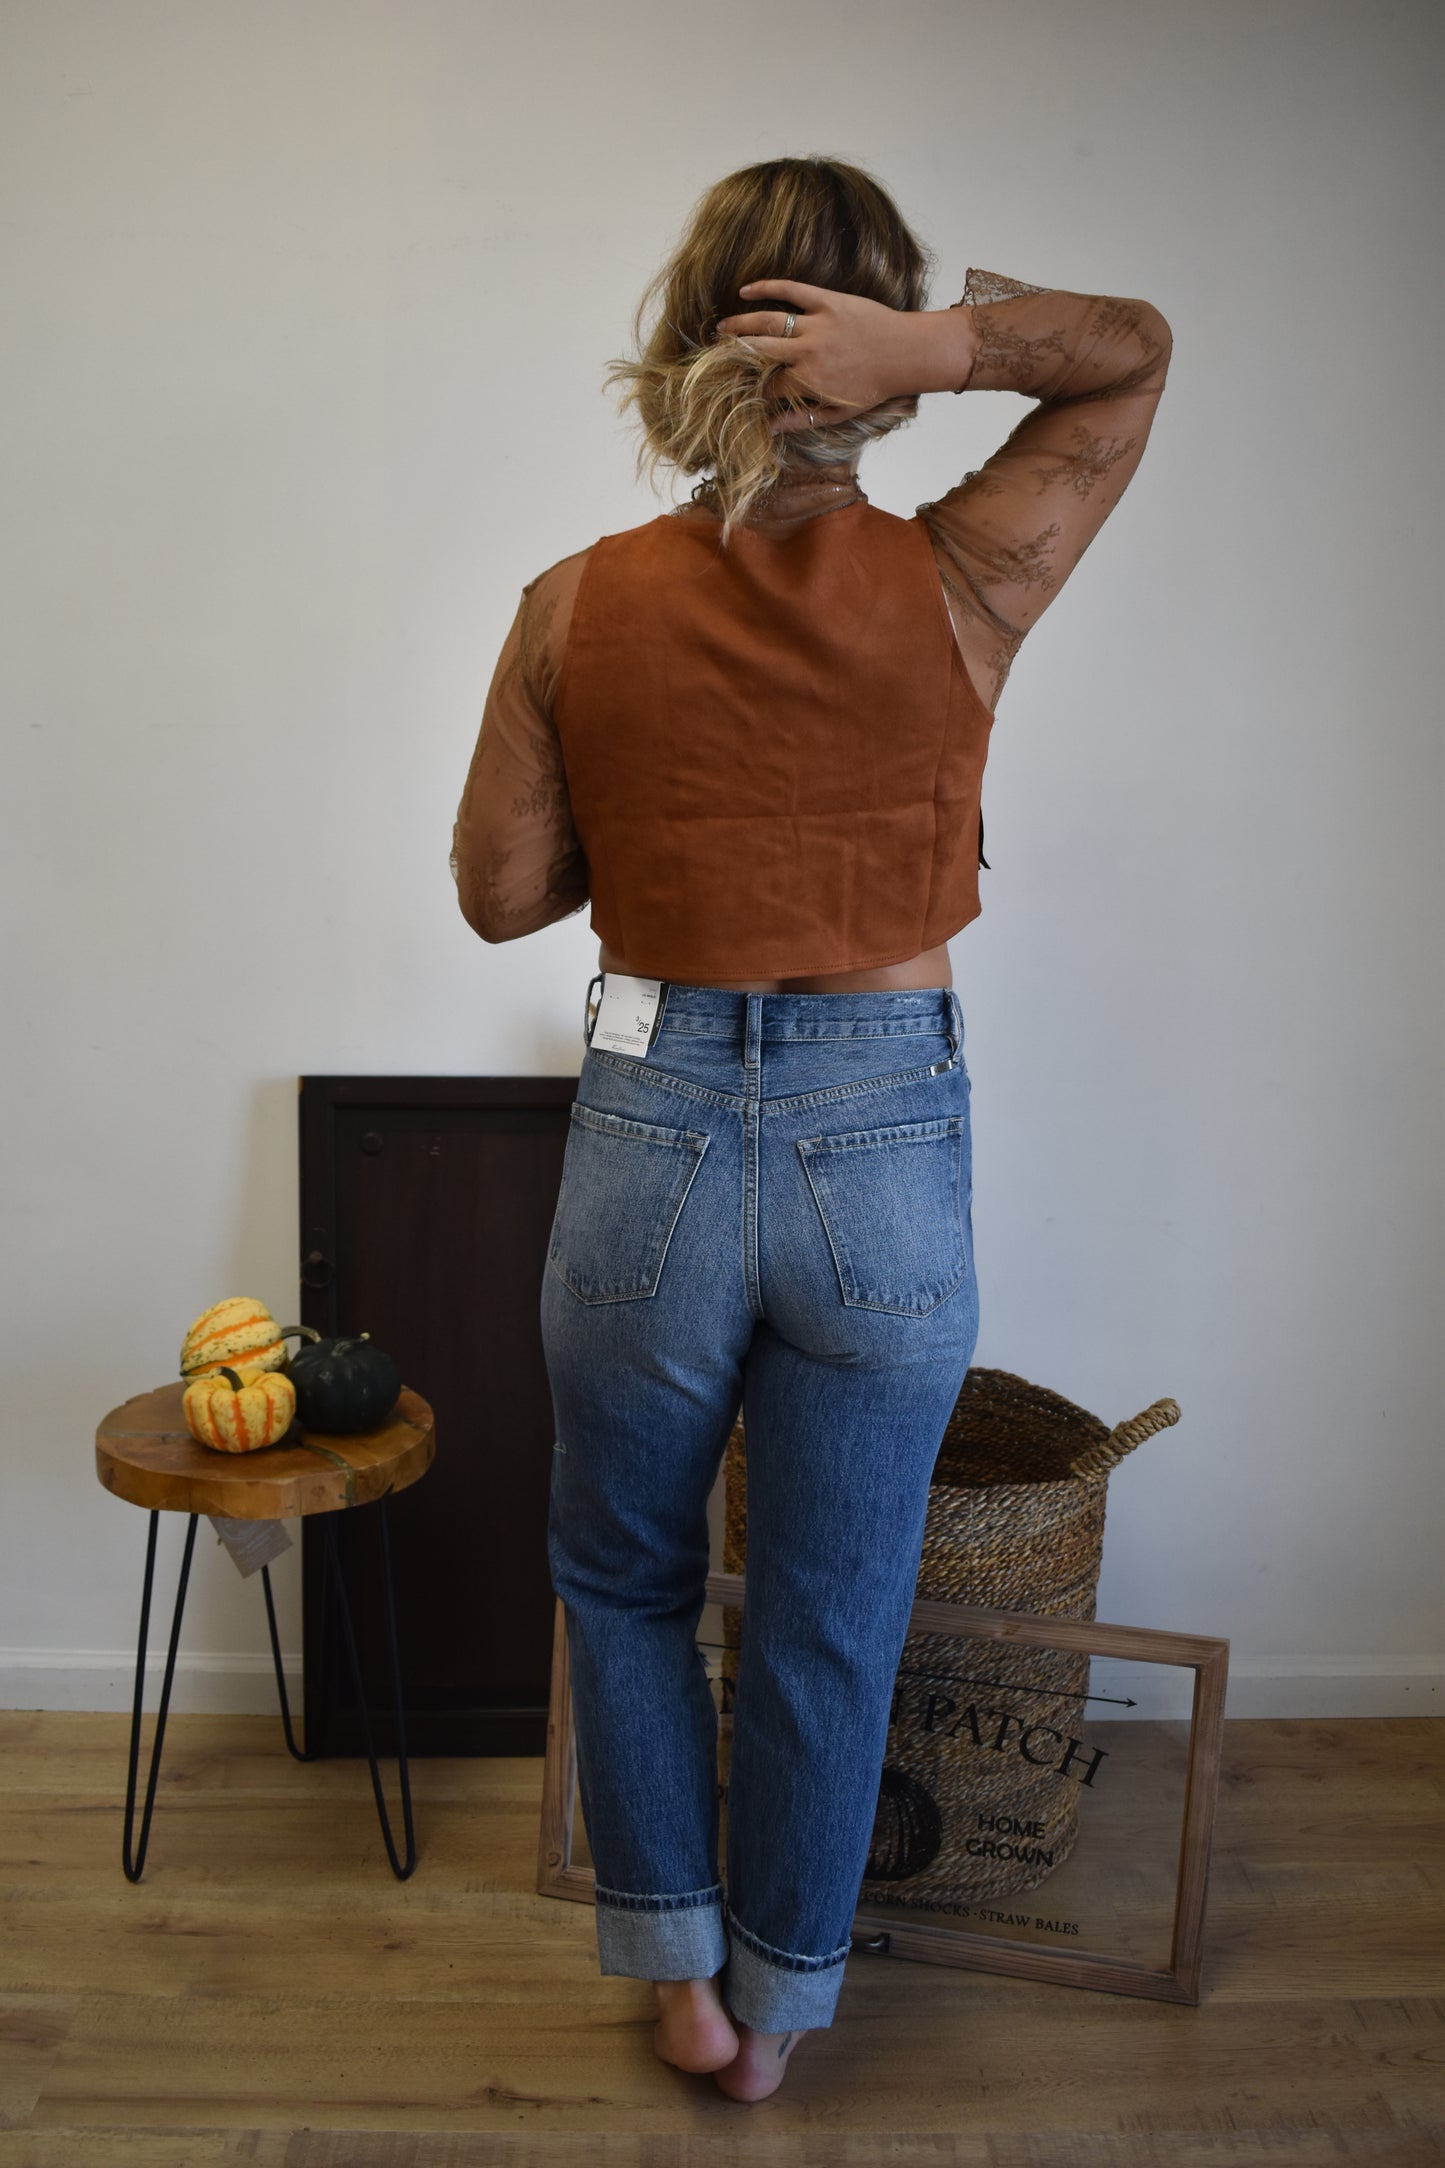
[604,155,934,544]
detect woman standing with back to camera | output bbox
[452,156,1172,2101]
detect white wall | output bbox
[2,0,1440,1719]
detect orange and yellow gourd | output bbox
[182,1364,297,1453]
[179,1298,289,1381]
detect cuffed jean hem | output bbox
[594,1881,729,1981]
[719,1905,852,2033]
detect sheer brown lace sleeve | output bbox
[917,267,1173,714]
[450,549,591,941]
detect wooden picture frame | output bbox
[537,1571,1228,2005]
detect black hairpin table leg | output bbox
[262,1509,330,1763]
[263,1493,416,1880]
[123,1509,198,1882]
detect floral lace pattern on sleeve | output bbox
[960,269,1049,306]
[918,267,1172,713]
[451,551,591,940]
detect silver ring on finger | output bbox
[782,310,797,338]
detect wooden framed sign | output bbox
[538,1571,1228,2005]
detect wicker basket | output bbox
[718,1365,1179,1914]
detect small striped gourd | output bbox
[179,1298,288,1380]
[182,1364,297,1454]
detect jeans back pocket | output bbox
[797,1113,970,1316]
[549,1102,710,1304]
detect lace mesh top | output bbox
[451,270,1172,945]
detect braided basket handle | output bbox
[1069,1396,1180,1481]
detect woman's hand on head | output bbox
[714,279,928,434]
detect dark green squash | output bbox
[279,1326,402,1434]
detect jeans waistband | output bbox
[584,971,964,1057]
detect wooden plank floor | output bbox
[0,1711,1440,2166]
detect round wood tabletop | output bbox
[95,1381,435,1519]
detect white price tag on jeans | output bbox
[592,973,663,1058]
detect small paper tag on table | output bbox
[208,1514,293,1578]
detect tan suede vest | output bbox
[552,501,994,983]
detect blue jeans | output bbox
[539,975,980,2033]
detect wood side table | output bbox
[95,1381,435,1882]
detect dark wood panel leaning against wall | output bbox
[298,1075,578,1756]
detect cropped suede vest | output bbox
[552,501,995,982]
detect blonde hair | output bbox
[604,156,935,544]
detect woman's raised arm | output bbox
[917,270,1173,712]
[717,270,1172,715]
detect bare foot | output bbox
[712,2019,810,2102]
[652,1975,740,2073]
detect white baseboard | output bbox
[1,1649,1439,1721]
[1210,1657,1441,1719]
[0,1648,301,1716]
[1066,1656,1441,1721]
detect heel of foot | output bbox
[711,2026,803,2102]
[653,2018,740,2075]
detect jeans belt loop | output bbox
[947,987,964,1066]
[583,970,604,1047]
